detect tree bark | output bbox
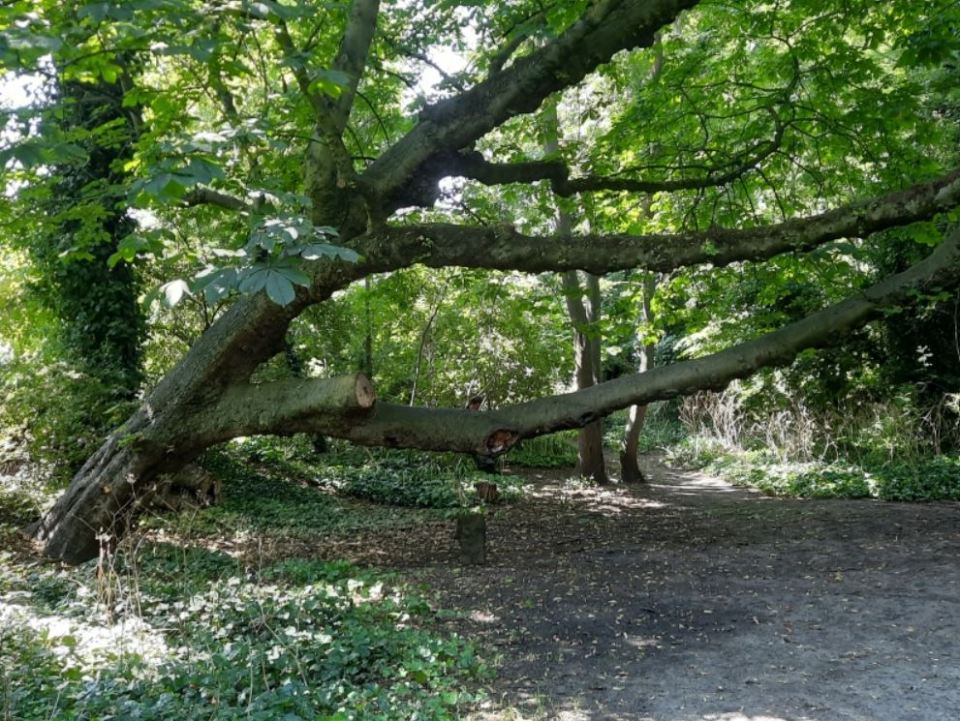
[563,271,609,483]
[368,169,960,275]
[31,227,960,563]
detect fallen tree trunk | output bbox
[28,373,375,564]
[30,229,960,564]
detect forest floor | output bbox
[318,455,960,721]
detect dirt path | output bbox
[392,457,960,721]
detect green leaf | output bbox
[238,268,269,294]
[174,157,224,186]
[133,157,224,203]
[908,221,942,247]
[265,272,296,305]
[308,69,351,98]
[299,243,360,263]
[11,143,46,169]
[194,268,239,303]
[1,31,62,54]
[275,265,311,287]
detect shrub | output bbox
[505,432,578,468]
[0,356,137,484]
[672,441,960,502]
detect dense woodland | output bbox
[1,0,960,719]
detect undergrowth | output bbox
[669,437,960,501]
[504,431,578,468]
[246,437,525,507]
[604,405,687,455]
[0,547,486,721]
[150,438,525,542]
[1,440,490,720]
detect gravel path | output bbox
[408,458,960,721]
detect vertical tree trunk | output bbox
[409,296,443,406]
[544,97,608,483]
[363,276,374,378]
[562,270,608,483]
[621,273,657,482]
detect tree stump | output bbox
[474,481,500,503]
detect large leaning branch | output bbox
[279,230,960,454]
[358,168,960,275]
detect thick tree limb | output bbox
[448,121,786,197]
[360,168,960,275]
[363,0,700,210]
[196,373,375,445]
[282,230,960,453]
[271,12,359,190]
[179,168,960,391]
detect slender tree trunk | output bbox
[544,97,608,483]
[409,296,443,406]
[621,273,657,482]
[584,272,607,482]
[562,271,608,483]
[363,277,374,378]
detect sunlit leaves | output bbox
[907,221,943,247]
[307,68,351,98]
[107,229,167,268]
[0,30,61,66]
[130,157,224,204]
[159,278,190,306]
[152,217,359,308]
[78,1,174,23]
[0,134,87,171]
[240,262,310,305]
[240,0,314,21]
[246,216,313,254]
